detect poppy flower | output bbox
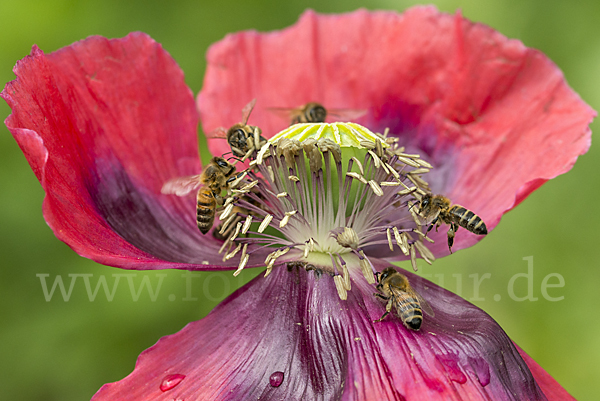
[2,6,593,401]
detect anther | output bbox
[242,215,253,234]
[334,227,359,249]
[256,142,270,165]
[359,256,376,284]
[367,150,381,168]
[233,253,249,277]
[333,275,348,300]
[415,240,435,264]
[303,138,322,173]
[279,210,296,228]
[410,245,418,272]
[258,214,273,233]
[317,138,342,163]
[220,202,235,221]
[386,228,394,251]
[229,221,243,241]
[351,157,364,175]
[346,172,368,184]
[368,180,384,197]
[224,243,242,261]
[386,164,400,180]
[396,156,421,168]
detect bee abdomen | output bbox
[197,191,216,234]
[398,300,423,330]
[449,206,487,235]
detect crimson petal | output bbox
[198,7,595,254]
[92,263,567,400]
[2,33,263,270]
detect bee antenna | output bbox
[227,156,242,163]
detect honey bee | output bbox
[269,102,366,125]
[374,267,433,330]
[209,99,266,162]
[161,157,237,234]
[418,193,488,252]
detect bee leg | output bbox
[373,293,389,301]
[447,223,458,253]
[374,311,390,323]
[426,216,439,234]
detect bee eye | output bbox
[217,160,227,167]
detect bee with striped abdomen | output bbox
[418,193,487,252]
[269,102,366,125]
[374,267,433,330]
[161,157,237,234]
[209,99,266,162]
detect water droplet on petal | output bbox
[269,371,284,387]
[160,373,186,392]
[468,356,491,387]
[437,354,467,384]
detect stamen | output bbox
[396,156,421,168]
[386,228,394,251]
[276,192,288,198]
[229,221,243,241]
[415,240,435,264]
[242,215,253,234]
[359,256,376,284]
[368,180,384,197]
[346,172,368,185]
[333,275,348,300]
[288,175,300,182]
[256,142,270,165]
[342,262,351,291]
[258,214,274,233]
[398,186,417,195]
[224,243,242,261]
[380,181,401,187]
[233,252,249,277]
[410,245,418,272]
[386,163,400,180]
[367,150,381,168]
[219,213,237,234]
[416,159,433,169]
[351,157,364,175]
[302,138,322,173]
[220,202,234,221]
[334,227,359,250]
[279,210,297,228]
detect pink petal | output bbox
[92,262,559,400]
[197,7,595,254]
[2,33,255,270]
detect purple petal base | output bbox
[93,261,558,400]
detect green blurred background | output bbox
[1,0,597,399]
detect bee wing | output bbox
[327,108,367,121]
[161,175,202,197]
[406,286,435,317]
[241,98,257,124]
[266,106,302,120]
[207,127,228,139]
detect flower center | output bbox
[218,122,436,299]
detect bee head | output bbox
[379,267,396,282]
[420,194,432,210]
[228,126,248,147]
[307,103,327,122]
